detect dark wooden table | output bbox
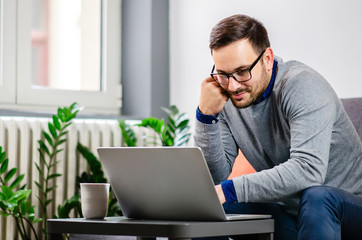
[47,216,274,240]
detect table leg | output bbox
[258,233,273,240]
[136,238,191,240]
[168,238,191,240]
[48,233,64,240]
[136,237,156,240]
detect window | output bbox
[0,1,1,76]
[0,0,16,104]
[0,0,2,88]
[0,0,121,114]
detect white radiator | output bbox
[0,116,157,240]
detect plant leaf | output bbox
[48,173,62,180]
[0,151,6,165]
[63,107,71,121]
[19,201,28,215]
[34,163,46,180]
[57,108,66,123]
[38,140,50,157]
[0,158,9,175]
[4,200,18,211]
[4,168,17,183]
[58,130,68,138]
[49,159,63,168]
[52,115,61,131]
[137,117,164,134]
[167,116,176,133]
[9,189,31,202]
[175,133,191,146]
[119,119,137,147]
[34,182,44,194]
[176,119,189,129]
[63,122,72,130]
[70,102,82,115]
[57,139,67,146]
[10,174,25,189]
[48,122,57,138]
[69,112,78,121]
[45,199,53,206]
[176,112,187,123]
[33,218,42,223]
[1,185,13,199]
[69,102,78,110]
[42,131,54,147]
[161,105,178,116]
[46,186,56,194]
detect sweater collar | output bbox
[255,59,278,104]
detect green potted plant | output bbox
[0,146,42,240]
[36,102,81,239]
[119,105,191,146]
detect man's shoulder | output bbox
[275,58,332,96]
[273,58,340,118]
[277,58,319,81]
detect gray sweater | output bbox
[194,57,362,216]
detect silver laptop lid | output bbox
[97,146,227,221]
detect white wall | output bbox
[170,0,362,133]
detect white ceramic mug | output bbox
[80,183,110,219]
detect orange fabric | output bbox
[228,150,255,179]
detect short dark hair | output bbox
[209,14,270,54]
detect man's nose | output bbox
[228,76,241,92]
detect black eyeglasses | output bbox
[210,49,266,85]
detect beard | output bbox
[226,68,270,109]
[227,87,254,108]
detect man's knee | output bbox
[298,185,340,222]
[300,186,336,208]
[298,186,343,239]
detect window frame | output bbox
[0,0,121,115]
[0,0,17,104]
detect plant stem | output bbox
[18,213,29,239]
[21,214,40,240]
[43,147,57,240]
[42,124,66,240]
[15,218,27,240]
[0,210,39,240]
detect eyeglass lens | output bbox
[211,49,265,85]
[213,70,251,85]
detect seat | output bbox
[229,97,362,178]
[341,98,362,139]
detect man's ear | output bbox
[264,47,274,72]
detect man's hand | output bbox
[215,184,226,204]
[199,77,229,116]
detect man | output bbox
[194,14,362,240]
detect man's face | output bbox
[212,39,273,108]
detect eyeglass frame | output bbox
[210,49,266,85]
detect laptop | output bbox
[97,146,271,221]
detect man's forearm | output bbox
[194,118,233,184]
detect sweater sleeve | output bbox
[193,108,239,184]
[221,180,238,203]
[233,70,339,207]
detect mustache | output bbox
[227,87,250,96]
